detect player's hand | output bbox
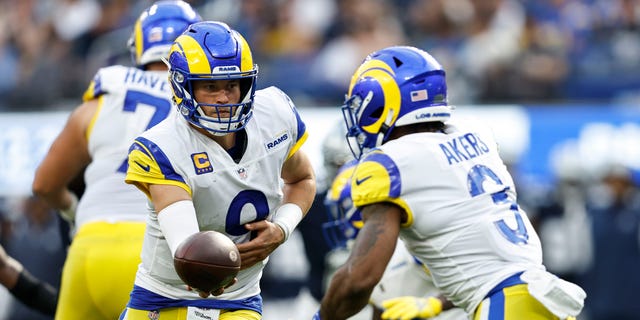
[236,220,284,270]
[188,278,237,298]
[381,296,443,320]
[0,244,24,289]
[0,244,8,269]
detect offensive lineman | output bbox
[120,21,316,319]
[315,46,586,320]
[31,2,201,319]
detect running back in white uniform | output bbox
[125,86,308,312]
[351,119,543,314]
[322,159,467,319]
[78,65,172,228]
[320,45,584,320]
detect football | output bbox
[173,231,241,293]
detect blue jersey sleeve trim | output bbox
[363,151,402,198]
[134,136,187,185]
[127,285,263,314]
[292,106,306,142]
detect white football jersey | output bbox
[125,86,308,304]
[76,65,173,228]
[351,119,544,314]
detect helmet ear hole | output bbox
[172,71,185,84]
[370,106,384,119]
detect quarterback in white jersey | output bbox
[32,2,201,319]
[316,46,585,320]
[121,21,316,320]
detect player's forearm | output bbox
[275,178,316,242]
[0,253,56,315]
[282,176,316,214]
[31,185,74,212]
[281,150,316,214]
[0,255,21,288]
[320,267,374,319]
[31,188,78,222]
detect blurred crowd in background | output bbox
[1,0,640,319]
[1,0,640,110]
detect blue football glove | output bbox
[312,310,321,320]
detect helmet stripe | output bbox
[348,60,395,97]
[360,68,400,134]
[235,33,254,72]
[133,19,143,63]
[176,35,211,74]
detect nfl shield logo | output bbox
[237,167,248,180]
[147,310,159,320]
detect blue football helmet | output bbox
[128,0,202,68]
[322,159,363,249]
[167,21,259,135]
[342,46,452,159]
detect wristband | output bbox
[59,192,78,223]
[157,200,200,257]
[271,203,303,242]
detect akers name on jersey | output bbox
[439,132,491,165]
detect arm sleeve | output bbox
[9,269,58,316]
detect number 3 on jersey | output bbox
[467,164,529,245]
[116,90,171,173]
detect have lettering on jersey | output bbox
[124,68,169,92]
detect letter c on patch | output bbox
[191,152,214,174]
[193,153,210,169]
